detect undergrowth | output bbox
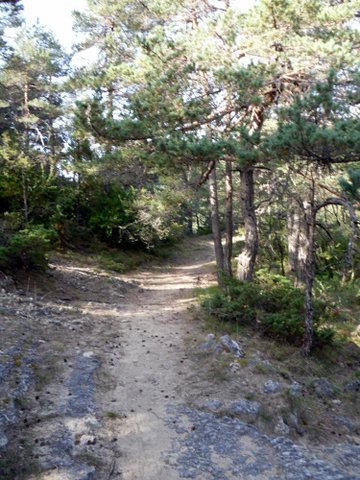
[199,272,337,347]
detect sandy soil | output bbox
[89,236,215,479]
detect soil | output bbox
[0,236,359,479]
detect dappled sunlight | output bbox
[63,414,98,434]
[114,411,154,437]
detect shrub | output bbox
[200,278,259,324]
[200,273,334,346]
[0,226,54,271]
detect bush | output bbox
[0,226,54,271]
[201,280,259,324]
[200,273,334,346]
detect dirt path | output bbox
[1,236,360,480]
[0,236,216,479]
[90,237,215,479]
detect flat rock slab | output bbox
[166,406,360,480]
[63,355,99,417]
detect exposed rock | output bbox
[0,274,14,290]
[229,362,241,372]
[0,430,8,448]
[62,355,99,417]
[219,335,245,358]
[333,416,359,434]
[77,434,96,447]
[83,351,95,358]
[274,416,290,436]
[263,380,281,394]
[312,378,335,398]
[38,465,96,480]
[198,334,222,354]
[227,399,261,422]
[201,399,223,412]
[289,380,302,396]
[168,405,360,479]
[344,380,360,392]
[287,413,305,436]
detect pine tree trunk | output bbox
[21,168,29,225]
[224,159,233,277]
[302,201,315,355]
[22,81,30,225]
[287,204,308,286]
[209,164,224,285]
[237,168,258,282]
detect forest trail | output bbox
[89,236,216,480]
[1,236,360,480]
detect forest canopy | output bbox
[0,0,359,354]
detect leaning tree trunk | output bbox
[209,164,225,285]
[237,168,258,282]
[224,159,233,277]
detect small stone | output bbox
[287,413,304,435]
[198,334,222,354]
[289,381,302,396]
[229,362,241,372]
[312,378,334,398]
[344,380,360,392]
[228,399,261,422]
[220,335,245,358]
[83,351,94,358]
[82,434,96,446]
[274,416,290,436]
[263,380,281,394]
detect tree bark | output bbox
[21,168,29,225]
[224,159,233,277]
[22,81,30,225]
[209,163,225,285]
[302,200,315,355]
[287,202,309,287]
[237,168,258,282]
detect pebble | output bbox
[274,416,290,436]
[289,380,302,396]
[263,380,282,394]
[220,335,245,358]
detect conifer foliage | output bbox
[0,0,359,353]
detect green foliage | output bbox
[200,273,334,346]
[0,225,54,270]
[88,185,136,244]
[339,167,360,201]
[133,186,185,248]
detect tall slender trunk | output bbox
[236,106,263,282]
[22,81,30,225]
[209,164,224,285]
[237,168,258,282]
[21,169,29,225]
[287,207,300,278]
[287,203,309,286]
[183,167,193,235]
[224,159,233,277]
[302,198,316,355]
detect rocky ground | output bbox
[0,236,359,479]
